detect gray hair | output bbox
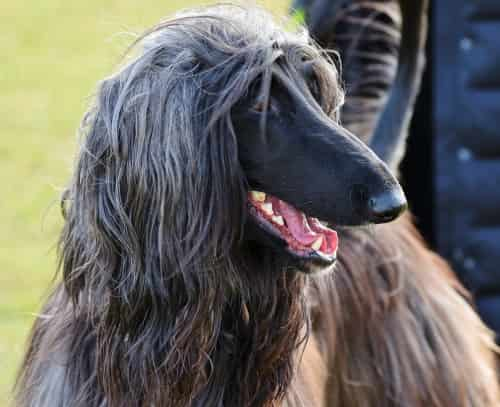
[16,5,343,406]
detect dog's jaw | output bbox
[247,190,338,272]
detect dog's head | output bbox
[233,58,406,271]
[70,5,405,280]
[57,7,408,403]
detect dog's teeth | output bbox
[311,236,323,251]
[250,191,266,202]
[272,215,284,226]
[261,202,274,216]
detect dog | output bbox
[15,3,499,406]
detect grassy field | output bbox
[0,0,287,404]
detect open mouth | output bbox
[247,190,338,263]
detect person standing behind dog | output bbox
[428,0,500,338]
[293,0,500,339]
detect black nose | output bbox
[367,187,407,223]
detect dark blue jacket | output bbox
[434,0,500,335]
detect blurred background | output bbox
[0,1,287,403]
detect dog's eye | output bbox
[253,100,266,113]
[251,98,279,115]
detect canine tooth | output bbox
[261,202,274,216]
[241,302,250,324]
[272,215,284,226]
[250,191,266,202]
[311,236,323,251]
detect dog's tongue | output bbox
[273,199,319,245]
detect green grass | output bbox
[0,0,287,404]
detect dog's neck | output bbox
[86,242,308,407]
[190,243,308,406]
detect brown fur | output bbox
[296,215,499,406]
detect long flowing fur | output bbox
[306,216,499,406]
[15,6,322,406]
[14,3,500,407]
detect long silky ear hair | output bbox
[58,10,267,405]
[54,7,318,406]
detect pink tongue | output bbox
[309,217,339,254]
[272,198,319,245]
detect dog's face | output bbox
[83,7,407,276]
[232,62,406,271]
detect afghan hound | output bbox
[15,2,499,407]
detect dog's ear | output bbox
[61,62,247,292]
[58,54,249,403]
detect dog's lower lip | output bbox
[247,190,339,261]
[292,247,337,264]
